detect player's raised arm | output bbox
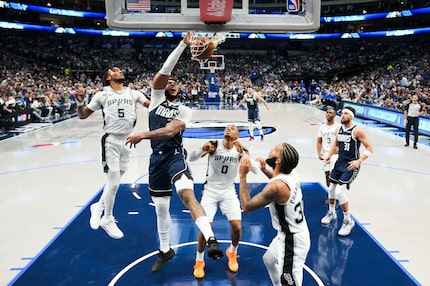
[152,32,191,90]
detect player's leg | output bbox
[93,135,124,239]
[324,170,330,187]
[193,190,217,278]
[291,232,311,286]
[336,184,355,236]
[99,170,123,238]
[148,154,176,272]
[255,119,264,140]
[263,235,281,286]
[336,168,358,236]
[172,159,223,260]
[90,134,110,230]
[193,231,206,278]
[221,191,242,272]
[337,184,355,236]
[150,195,175,272]
[321,182,338,224]
[247,110,255,140]
[248,121,254,140]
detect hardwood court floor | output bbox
[1,103,428,285]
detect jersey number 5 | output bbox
[118,108,125,118]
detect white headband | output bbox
[342,108,355,118]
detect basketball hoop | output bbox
[190,32,227,62]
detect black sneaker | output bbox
[405,143,409,147]
[413,145,418,149]
[151,248,175,272]
[207,236,223,260]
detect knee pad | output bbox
[336,184,349,205]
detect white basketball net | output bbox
[190,32,227,62]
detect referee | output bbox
[404,94,424,149]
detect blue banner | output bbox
[343,102,430,137]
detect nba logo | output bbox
[287,0,300,12]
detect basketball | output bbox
[190,36,216,60]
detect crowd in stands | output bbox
[1,31,429,132]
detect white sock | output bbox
[343,212,351,221]
[196,251,205,261]
[195,216,215,241]
[329,202,336,213]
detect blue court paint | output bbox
[8,183,420,286]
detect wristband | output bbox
[363,150,372,157]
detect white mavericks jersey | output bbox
[268,171,309,234]
[205,140,244,190]
[87,86,147,137]
[318,122,340,156]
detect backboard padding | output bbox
[106,0,321,33]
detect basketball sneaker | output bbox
[226,248,239,272]
[193,260,205,279]
[321,210,337,224]
[260,135,264,141]
[100,216,124,239]
[89,202,103,230]
[338,219,355,236]
[249,136,255,141]
[151,248,175,272]
[207,236,223,260]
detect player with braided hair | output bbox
[238,142,310,286]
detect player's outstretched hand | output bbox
[183,32,191,46]
[126,134,143,148]
[239,156,251,177]
[202,141,216,155]
[75,87,86,103]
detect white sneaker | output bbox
[100,216,124,239]
[338,219,355,236]
[89,203,103,230]
[321,211,337,224]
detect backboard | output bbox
[199,55,225,71]
[105,0,321,33]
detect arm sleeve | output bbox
[189,149,205,162]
